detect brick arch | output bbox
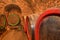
[35,8,60,40]
[4,4,22,13]
[3,0,33,16]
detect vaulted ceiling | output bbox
[0,0,60,16]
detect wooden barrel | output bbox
[0,14,28,40]
[0,14,6,27]
[40,16,60,40]
[0,14,6,34]
[35,8,60,40]
[7,14,20,26]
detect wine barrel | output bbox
[0,14,6,35]
[40,16,60,40]
[35,8,60,40]
[7,14,20,26]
